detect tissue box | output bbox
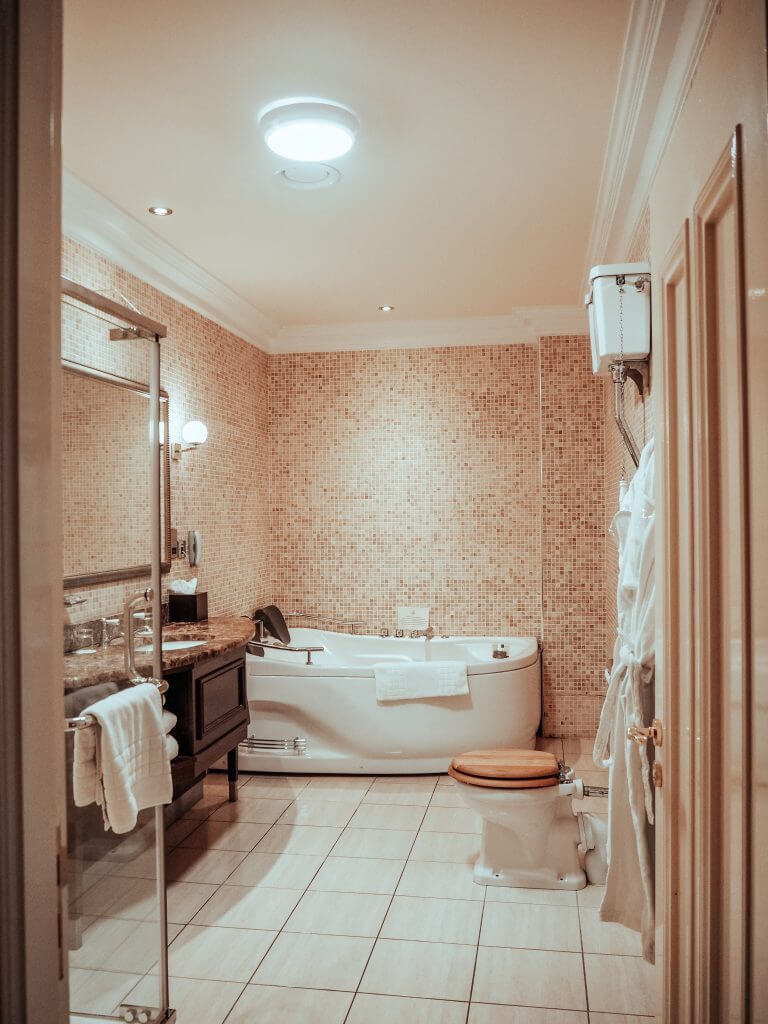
[169,592,208,622]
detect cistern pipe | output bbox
[610,362,641,468]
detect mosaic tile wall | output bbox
[270,341,607,735]
[540,335,607,735]
[61,238,272,626]
[268,345,543,640]
[62,239,608,734]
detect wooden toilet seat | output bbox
[449,748,560,789]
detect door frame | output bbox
[0,0,66,1020]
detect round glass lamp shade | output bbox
[181,420,208,445]
[258,99,358,162]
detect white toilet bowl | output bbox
[449,748,587,890]
[453,776,587,889]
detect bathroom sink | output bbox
[137,640,207,653]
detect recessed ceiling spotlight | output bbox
[148,206,173,216]
[378,304,395,312]
[258,98,358,162]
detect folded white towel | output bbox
[166,734,179,761]
[374,660,469,702]
[162,709,177,734]
[73,683,173,834]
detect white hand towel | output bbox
[162,709,177,734]
[374,660,469,702]
[73,683,173,834]
[166,734,179,761]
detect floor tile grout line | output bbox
[75,775,328,1021]
[464,874,488,1023]
[234,774,380,995]
[77,764,617,1022]
[340,773,440,1024]
[164,771,615,1017]
[168,779,313,987]
[577,884,592,1022]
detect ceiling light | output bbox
[258,98,358,162]
[278,163,341,190]
[148,206,173,216]
[378,305,395,312]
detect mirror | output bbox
[62,359,171,587]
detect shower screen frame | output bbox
[60,277,174,1024]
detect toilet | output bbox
[450,748,587,890]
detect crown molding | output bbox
[616,0,720,257]
[271,307,588,354]
[62,171,278,350]
[63,171,585,355]
[583,0,720,284]
[583,0,666,284]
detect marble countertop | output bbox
[63,615,255,692]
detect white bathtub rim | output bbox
[247,630,540,677]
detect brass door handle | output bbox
[627,718,663,747]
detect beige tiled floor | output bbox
[68,739,657,1023]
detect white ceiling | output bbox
[62,0,630,333]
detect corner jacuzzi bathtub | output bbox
[242,628,541,774]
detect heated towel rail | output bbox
[64,676,168,732]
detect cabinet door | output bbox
[195,659,247,750]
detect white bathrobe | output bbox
[594,438,656,962]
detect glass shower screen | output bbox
[61,281,172,1024]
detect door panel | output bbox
[657,221,693,1022]
[692,128,750,1022]
[658,127,752,1023]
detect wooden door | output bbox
[656,124,757,1021]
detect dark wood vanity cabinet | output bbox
[163,643,249,799]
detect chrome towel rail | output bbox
[64,677,168,732]
[247,639,324,666]
[240,736,307,756]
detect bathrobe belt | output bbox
[594,639,655,825]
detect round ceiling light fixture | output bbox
[378,304,395,312]
[278,163,341,190]
[258,98,358,162]
[148,206,173,216]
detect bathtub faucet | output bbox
[410,626,435,641]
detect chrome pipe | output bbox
[149,331,170,1020]
[609,362,641,469]
[583,784,609,798]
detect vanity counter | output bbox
[63,614,255,692]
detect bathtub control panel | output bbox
[396,606,430,631]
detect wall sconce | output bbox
[171,420,208,460]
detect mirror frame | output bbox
[62,358,172,588]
